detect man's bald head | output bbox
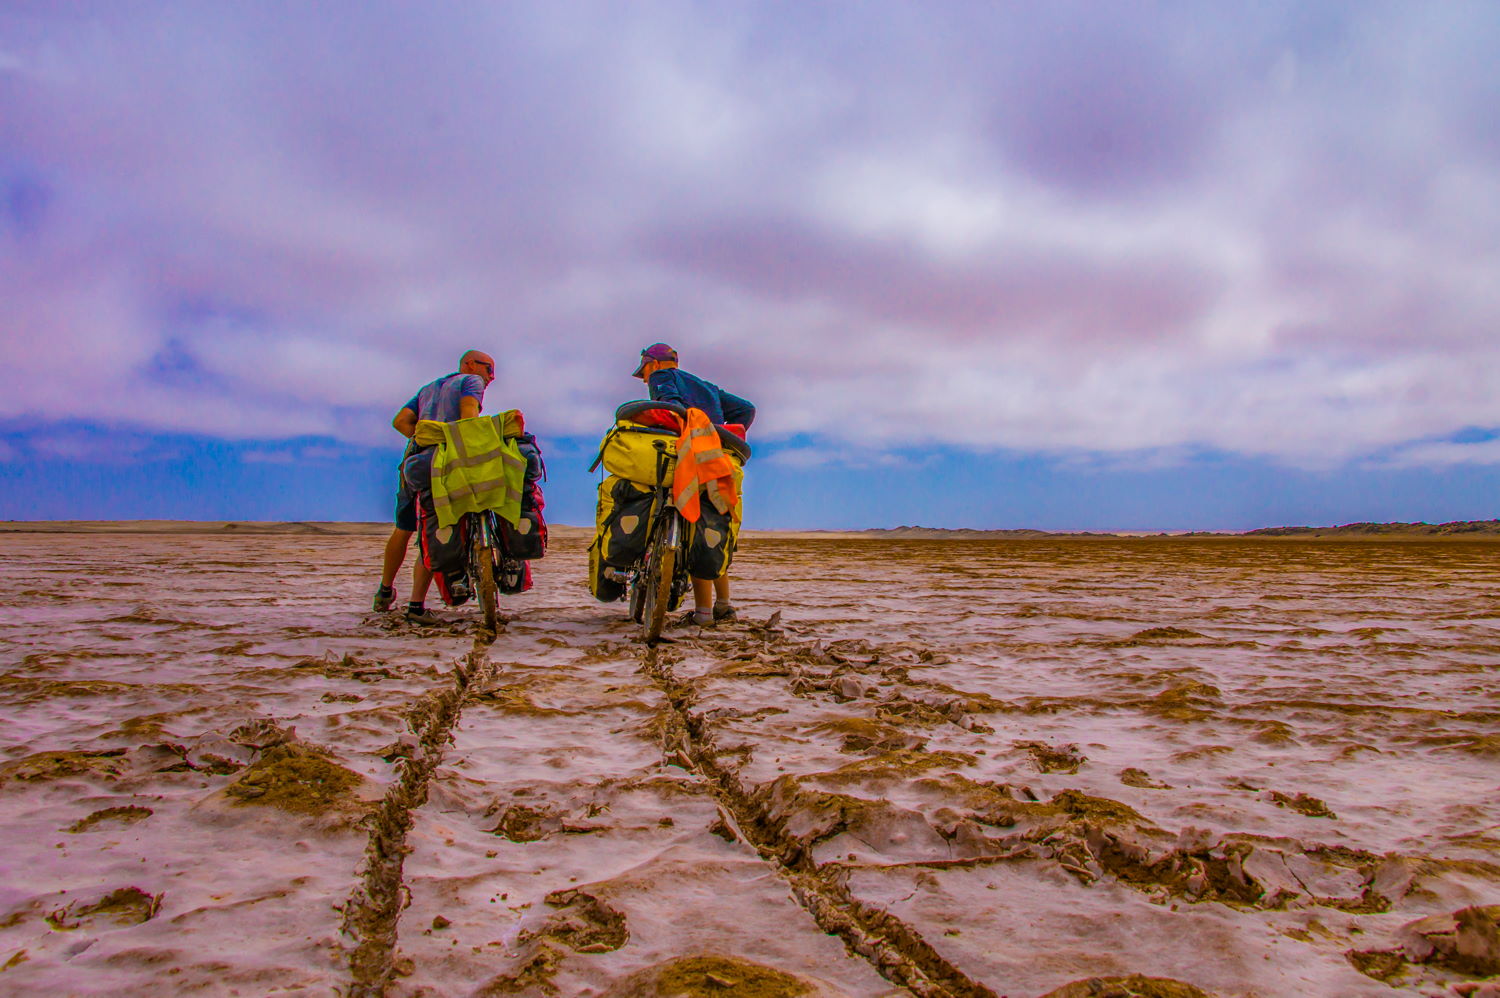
[459,350,496,385]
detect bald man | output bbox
[374,349,496,622]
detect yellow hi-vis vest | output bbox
[417,413,526,529]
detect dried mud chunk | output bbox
[605,954,813,997]
[812,718,925,754]
[1170,745,1233,763]
[67,805,153,833]
[872,697,952,726]
[291,651,393,681]
[1040,975,1215,997]
[1146,683,1221,721]
[1119,768,1171,789]
[537,890,628,954]
[0,749,128,786]
[487,803,563,842]
[821,749,976,784]
[720,656,795,678]
[1252,721,1296,744]
[227,719,295,751]
[45,887,161,931]
[1113,627,1208,646]
[1050,790,1145,826]
[1082,826,1263,907]
[477,945,564,996]
[1397,904,1500,976]
[1018,740,1085,774]
[1345,948,1407,981]
[477,684,574,717]
[223,744,361,814]
[1268,790,1337,819]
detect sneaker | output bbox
[405,608,443,626]
[712,603,737,622]
[373,584,396,613]
[678,609,714,628]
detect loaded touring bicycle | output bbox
[588,400,751,644]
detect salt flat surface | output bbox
[1,532,1497,997]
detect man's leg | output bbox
[688,574,735,626]
[691,577,713,615]
[402,460,445,623]
[412,561,433,603]
[381,529,411,588]
[375,528,411,611]
[713,575,736,621]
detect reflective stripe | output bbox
[703,478,732,515]
[435,481,522,508]
[443,447,517,471]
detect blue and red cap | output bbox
[632,342,678,378]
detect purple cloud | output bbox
[0,1,1497,470]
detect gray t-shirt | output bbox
[401,373,486,469]
[403,372,485,424]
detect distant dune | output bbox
[0,520,393,535]
[1239,519,1500,537]
[819,519,1500,540]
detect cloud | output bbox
[1383,436,1500,469]
[1,2,1498,473]
[762,444,920,471]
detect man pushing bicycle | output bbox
[632,343,756,627]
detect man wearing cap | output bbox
[634,343,756,626]
[374,349,496,623]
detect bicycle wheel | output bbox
[471,516,498,631]
[628,574,646,623]
[642,530,675,646]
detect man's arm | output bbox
[393,407,418,439]
[459,373,485,419]
[647,370,686,406]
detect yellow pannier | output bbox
[594,421,679,485]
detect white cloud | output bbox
[1383,439,1500,469]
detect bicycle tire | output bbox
[643,534,674,646]
[629,574,646,623]
[615,398,688,423]
[471,517,498,631]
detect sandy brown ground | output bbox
[1,531,1498,997]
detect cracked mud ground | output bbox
[1,528,1498,997]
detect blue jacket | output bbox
[647,368,755,428]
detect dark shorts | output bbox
[394,449,434,533]
[394,479,417,532]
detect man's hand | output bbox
[393,407,418,439]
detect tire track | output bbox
[341,637,498,997]
[640,644,1001,998]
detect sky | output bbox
[2,1,1498,530]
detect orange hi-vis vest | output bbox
[672,407,739,523]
